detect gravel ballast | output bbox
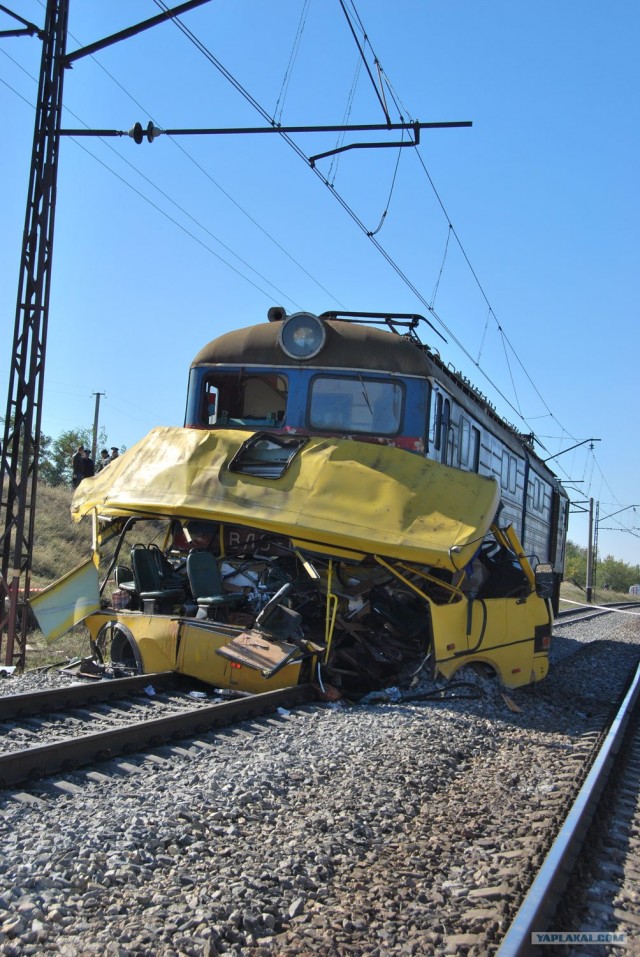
[1,610,639,956]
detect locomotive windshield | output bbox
[201,369,404,436]
[309,375,403,434]
[203,373,288,428]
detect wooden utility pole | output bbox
[91,393,106,462]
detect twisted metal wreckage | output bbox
[32,427,555,696]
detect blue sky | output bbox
[1,1,639,566]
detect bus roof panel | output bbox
[71,427,499,571]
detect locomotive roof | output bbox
[191,319,432,376]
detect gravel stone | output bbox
[0,611,638,955]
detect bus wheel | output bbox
[94,621,143,675]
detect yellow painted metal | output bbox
[290,539,365,561]
[86,612,179,673]
[30,559,101,643]
[374,554,465,604]
[430,593,550,688]
[374,541,550,689]
[60,429,552,693]
[84,611,305,691]
[175,619,304,692]
[71,427,499,571]
[405,564,466,603]
[325,560,333,647]
[322,560,340,664]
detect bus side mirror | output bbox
[534,562,555,599]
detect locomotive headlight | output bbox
[278,312,326,360]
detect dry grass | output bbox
[14,484,94,670]
[31,483,93,586]
[559,579,635,608]
[23,626,92,671]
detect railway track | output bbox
[555,599,640,627]
[0,675,317,790]
[1,611,639,954]
[497,661,640,955]
[552,694,640,953]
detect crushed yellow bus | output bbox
[33,426,554,695]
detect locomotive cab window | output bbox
[202,373,288,428]
[308,376,403,435]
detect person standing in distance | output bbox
[71,445,84,488]
[95,449,110,473]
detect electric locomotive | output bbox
[185,307,568,607]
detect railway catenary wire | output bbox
[151,0,587,462]
[2,4,630,512]
[0,45,335,311]
[6,3,620,522]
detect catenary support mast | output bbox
[0,0,213,668]
[0,0,69,667]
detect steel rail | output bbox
[554,600,640,624]
[497,660,640,956]
[0,670,177,721]
[0,683,317,789]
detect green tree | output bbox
[597,554,640,593]
[563,540,640,593]
[564,541,587,586]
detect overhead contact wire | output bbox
[412,147,555,419]
[328,57,361,185]
[154,1,439,313]
[337,0,390,123]
[430,224,451,308]
[70,138,294,304]
[498,326,522,416]
[88,55,343,304]
[5,5,615,511]
[274,0,311,124]
[3,48,303,309]
[27,2,598,482]
[367,134,403,237]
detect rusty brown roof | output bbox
[191,319,432,376]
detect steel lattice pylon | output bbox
[0,0,69,667]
